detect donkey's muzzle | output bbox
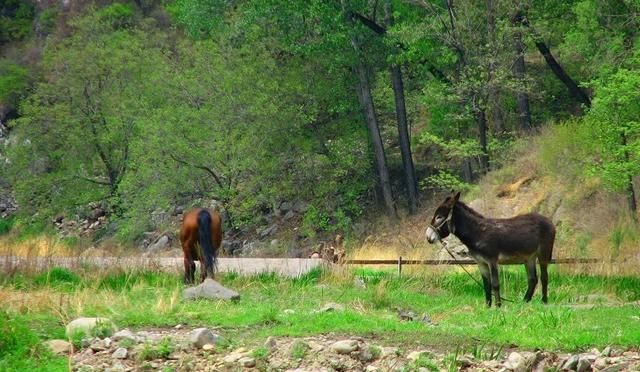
[425,226,439,244]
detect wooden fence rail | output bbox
[344,257,600,277]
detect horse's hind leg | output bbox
[478,263,492,307]
[540,262,549,303]
[523,258,538,302]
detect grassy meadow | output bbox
[1,263,640,371]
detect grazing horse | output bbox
[425,192,555,307]
[180,208,222,284]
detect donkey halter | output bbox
[428,205,455,241]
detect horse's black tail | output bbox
[197,209,217,279]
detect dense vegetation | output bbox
[1,0,639,242]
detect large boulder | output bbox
[66,317,117,339]
[182,279,240,301]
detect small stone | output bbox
[602,346,613,357]
[330,340,358,354]
[398,310,416,321]
[317,302,345,313]
[562,354,580,370]
[190,328,222,348]
[234,347,248,354]
[174,324,183,329]
[239,357,256,368]
[182,279,241,301]
[576,357,591,372]
[112,329,136,342]
[353,277,367,289]
[202,344,215,351]
[108,362,126,372]
[223,353,243,364]
[43,339,72,355]
[104,337,112,348]
[381,347,399,358]
[111,348,128,359]
[89,339,108,352]
[594,358,608,369]
[504,351,536,372]
[264,336,277,350]
[283,309,295,314]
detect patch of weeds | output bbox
[371,280,392,309]
[259,306,280,326]
[291,267,323,286]
[156,337,174,359]
[252,346,269,359]
[443,348,461,372]
[368,345,381,360]
[118,337,135,349]
[290,340,308,360]
[69,330,85,350]
[470,342,503,361]
[137,337,174,361]
[92,319,115,339]
[34,267,81,289]
[161,367,176,372]
[412,355,439,372]
[137,342,157,361]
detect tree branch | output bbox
[169,153,225,189]
[349,11,387,35]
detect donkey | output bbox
[425,192,555,307]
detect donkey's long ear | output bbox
[452,191,461,203]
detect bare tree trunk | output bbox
[352,60,396,216]
[511,10,533,131]
[385,0,418,214]
[519,16,591,108]
[486,0,504,133]
[533,39,591,108]
[476,109,490,173]
[622,132,637,214]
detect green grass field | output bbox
[2,265,640,370]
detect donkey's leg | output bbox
[488,261,501,307]
[540,262,549,304]
[478,263,492,307]
[523,258,538,302]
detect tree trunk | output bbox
[519,14,591,108]
[476,109,490,173]
[486,0,504,134]
[385,0,418,214]
[621,132,637,214]
[350,40,396,216]
[532,39,591,108]
[511,10,533,132]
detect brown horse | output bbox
[425,192,555,307]
[180,208,222,284]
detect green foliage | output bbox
[0,216,16,235]
[290,340,308,359]
[0,0,34,43]
[0,59,29,106]
[34,267,81,289]
[0,311,66,371]
[420,171,472,193]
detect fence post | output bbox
[397,256,403,277]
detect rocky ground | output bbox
[46,318,640,372]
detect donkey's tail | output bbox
[197,209,217,278]
[539,218,556,263]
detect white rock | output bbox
[111,348,128,359]
[239,356,256,368]
[407,350,432,361]
[66,317,117,339]
[189,328,222,348]
[330,340,358,354]
[43,339,71,355]
[112,329,136,342]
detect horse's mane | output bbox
[455,201,485,219]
